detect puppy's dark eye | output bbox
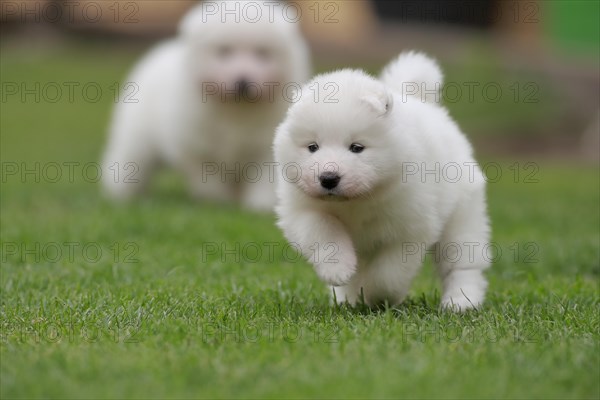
[349,143,365,153]
[308,143,319,153]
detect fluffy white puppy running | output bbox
[274,52,491,310]
[102,0,310,211]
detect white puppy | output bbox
[102,0,310,211]
[274,52,490,310]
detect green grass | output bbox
[1,40,599,399]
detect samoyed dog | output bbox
[102,0,310,211]
[274,52,491,310]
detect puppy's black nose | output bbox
[236,78,249,93]
[319,172,341,190]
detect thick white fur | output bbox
[102,0,310,211]
[274,52,490,310]
[381,51,444,104]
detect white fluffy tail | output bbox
[380,51,443,103]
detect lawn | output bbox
[1,40,599,399]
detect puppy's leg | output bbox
[278,211,357,286]
[336,247,423,307]
[102,119,157,200]
[435,188,490,311]
[331,280,362,306]
[183,161,237,205]
[240,172,277,212]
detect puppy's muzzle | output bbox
[319,172,341,190]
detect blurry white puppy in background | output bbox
[102,0,311,211]
[274,52,491,310]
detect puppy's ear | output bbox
[179,4,206,37]
[361,89,394,117]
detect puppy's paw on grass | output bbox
[315,252,357,287]
[441,289,484,311]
